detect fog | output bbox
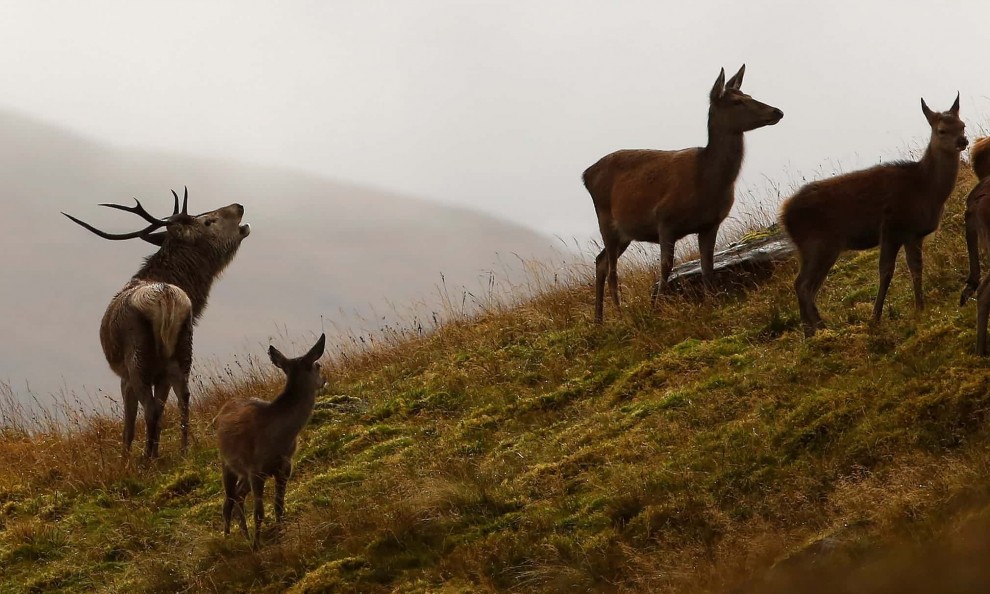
[2,1,988,239]
[2,1,990,407]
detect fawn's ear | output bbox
[710,67,726,102]
[269,345,289,370]
[921,97,938,126]
[302,333,326,367]
[725,64,745,90]
[950,91,960,116]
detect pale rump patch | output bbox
[127,282,192,359]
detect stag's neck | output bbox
[919,145,961,202]
[134,243,231,319]
[267,378,317,440]
[700,125,745,192]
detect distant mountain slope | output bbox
[0,110,565,405]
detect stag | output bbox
[216,333,326,548]
[63,189,251,457]
[583,64,783,322]
[959,137,990,353]
[781,95,967,337]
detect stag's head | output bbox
[268,333,327,393]
[708,64,784,133]
[922,93,967,153]
[63,188,251,266]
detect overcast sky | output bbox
[1,0,988,241]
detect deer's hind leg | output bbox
[222,465,240,536]
[976,275,990,356]
[795,243,839,336]
[873,236,903,322]
[121,378,138,455]
[249,474,266,549]
[166,321,194,454]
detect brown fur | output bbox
[583,65,783,322]
[959,138,990,353]
[781,95,967,337]
[216,334,326,548]
[64,191,250,457]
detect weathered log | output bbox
[661,230,795,294]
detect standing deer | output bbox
[583,64,783,322]
[63,189,251,457]
[958,137,990,353]
[781,95,967,337]
[216,333,326,548]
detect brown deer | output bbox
[958,137,990,353]
[781,95,967,337]
[216,333,327,548]
[583,64,783,322]
[63,189,251,457]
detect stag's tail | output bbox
[129,283,192,359]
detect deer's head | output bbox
[269,333,328,393]
[708,65,784,133]
[922,93,967,153]
[63,188,251,259]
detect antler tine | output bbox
[98,198,165,226]
[171,190,180,215]
[182,186,189,215]
[62,212,165,241]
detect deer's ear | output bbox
[710,67,726,102]
[302,333,326,367]
[921,98,938,126]
[269,345,289,370]
[950,91,960,116]
[725,64,745,90]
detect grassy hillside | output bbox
[4,167,990,593]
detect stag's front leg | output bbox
[904,239,925,311]
[698,226,718,295]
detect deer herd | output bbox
[60,64,990,547]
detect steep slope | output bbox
[2,167,990,593]
[0,110,564,405]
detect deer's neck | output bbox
[919,144,961,204]
[267,377,317,441]
[700,124,745,193]
[134,242,236,320]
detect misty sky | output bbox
[2,0,988,241]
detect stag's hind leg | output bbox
[141,383,164,459]
[873,237,903,321]
[166,323,194,454]
[121,378,138,455]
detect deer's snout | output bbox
[958,137,969,150]
[768,108,784,124]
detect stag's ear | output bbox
[269,345,289,370]
[950,91,960,116]
[141,231,167,246]
[302,333,326,367]
[725,64,745,90]
[921,98,938,126]
[710,67,726,102]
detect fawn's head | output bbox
[922,94,967,153]
[708,64,784,133]
[269,333,327,393]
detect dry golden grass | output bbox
[4,165,990,593]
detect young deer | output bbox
[781,95,967,337]
[216,333,327,548]
[63,189,251,457]
[958,137,990,353]
[583,65,783,322]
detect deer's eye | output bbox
[204,219,214,227]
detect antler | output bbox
[171,187,189,217]
[62,194,176,241]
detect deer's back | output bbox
[584,148,706,241]
[216,398,295,477]
[782,162,929,249]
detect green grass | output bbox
[3,168,990,592]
